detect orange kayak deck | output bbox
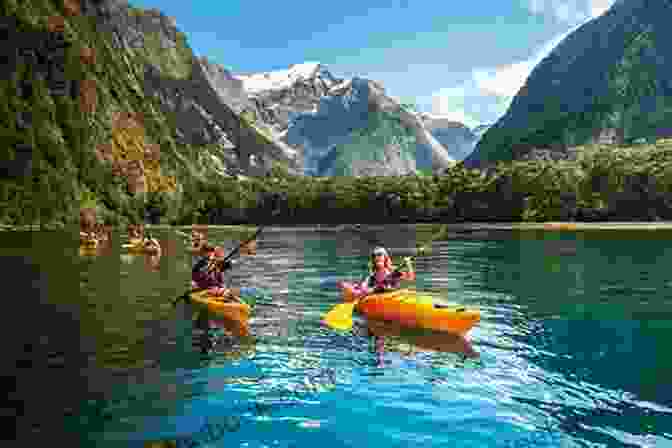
[343,288,480,336]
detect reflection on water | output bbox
[4,227,672,447]
[364,319,480,363]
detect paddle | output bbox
[171,225,267,307]
[172,205,280,307]
[322,225,447,331]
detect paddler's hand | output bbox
[403,256,414,273]
[209,287,231,298]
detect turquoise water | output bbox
[5,227,672,447]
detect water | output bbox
[4,226,672,447]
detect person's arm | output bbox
[357,275,373,295]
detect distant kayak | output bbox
[80,238,99,248]
[340,286,480,336]
[122,239,160,254]
[79,245,99,256]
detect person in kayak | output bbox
[143,232,162,255]
[190,229,207,253]
[192,243,216,273]
[127,223,144,242]
[191,246,237,300]
[80,230,97,246]
[339,247,415,299]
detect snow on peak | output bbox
[235,62,328,94]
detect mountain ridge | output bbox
[226,62,457,175]
[466,0,672,167]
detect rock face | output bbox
[79,0,301,176]
[236,66,455,176]
[466,0,672,167]
[420,115,485,161]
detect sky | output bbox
[130,0,616,128]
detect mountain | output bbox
[235,62,341,138]
[234,64,456,176]
[465,0,672,167]
[419,115,487,161]
[1,0,302,223]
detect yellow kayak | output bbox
[122,239,160,254]
[343,288,480,336]
[80,238,99,248]
[189,289,252,323]
[79,245,99,256]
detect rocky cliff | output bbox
[466,0,672,167]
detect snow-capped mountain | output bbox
[235,62,342,138]
[233,62,455,176]
[197,56,300,164]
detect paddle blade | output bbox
[322,302,357,331]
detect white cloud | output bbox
[588,0,615,17]
[421,0,616,127]
[522,0,615,24]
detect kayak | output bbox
[341,287,480,335]
[122,240,160,254]
[188,289,252,323]
[79,238,99,255]
[80,238,99,248]
[79,245,99,256]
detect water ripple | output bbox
[8,228,672,447]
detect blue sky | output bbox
[130,0,615,128]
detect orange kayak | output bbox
[342,287,480,336]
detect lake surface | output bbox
[4,226,672,447]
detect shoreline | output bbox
[6,222,672,232]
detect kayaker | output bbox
[191,246,237,300]
[80,230,97,246]
[95,223,110,244]
[192,243,216,273]
[143,232,162,255]
[127,223,143,241]
[240,238,257,256]
[339,247,415,298]
[189,229,212,255]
